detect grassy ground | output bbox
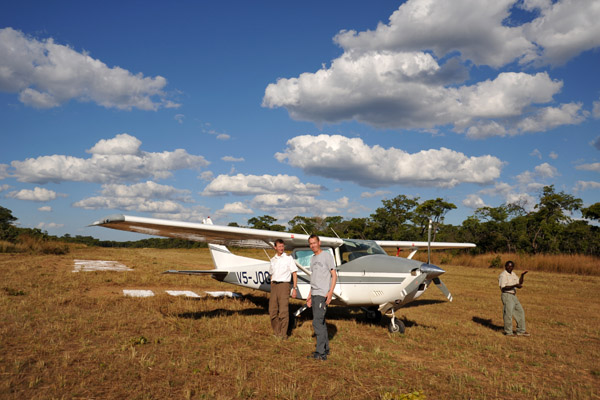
[1,246,599,399]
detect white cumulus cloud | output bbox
[87,133,142,155]
[516,163,559,191]
[334,0,534,67]
[463,194,487,209]
[262,0,597,135]
[36,222,64,230]
[221,156,245,162]
[73,181,193,213]
[573,181,600,192]
[250,194,350,219]
[575,163,600,172]
[275,134,502,188]
[479,182,536,210]
[6,187,62,202]
[530,149,542,159]
[202,173,324,196]
[361,190,391,198]
[593,99,600,119]
[38,206,52,212]
[0,28,178,110]
[516,103,585,133]
[150,207,211,223]
[0,164,8,179]
[334,0,600,67]
[10,133,209,184]
[521,0,600,66]
[218,202,253,214]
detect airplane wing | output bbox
[91,214,344,249]
[375,240,476,251]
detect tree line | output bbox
[1,185,599,254]
[242,186,599,256]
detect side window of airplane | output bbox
[292,248,335,268]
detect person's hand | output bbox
[326,292,333,305]
[516,284,523,289]
[521,271,529,276]
[307,295,312,308]
[292,288,297,299]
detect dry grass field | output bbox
[1,246,599,399]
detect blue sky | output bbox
[1,0,599,241]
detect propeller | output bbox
[419,264,453,302]
[425,218,452,301]
[432,277,453,302]
[400,272,428,300]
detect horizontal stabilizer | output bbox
[163,269,228,280]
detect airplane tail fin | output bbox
[208,243,269,270]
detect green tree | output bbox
[582,202,600,222]
[528,185,583,253]
[0,206,19,242]
[370,195,419,240]
[247,215,285,231]
[288,216,318,235]
[340,217,375,240]
[414,198,457,241]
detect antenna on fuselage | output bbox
[427,219,432,265]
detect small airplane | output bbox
[92,214,475,333]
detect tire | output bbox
[388,319,406,334]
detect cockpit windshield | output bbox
[339,239,386,263]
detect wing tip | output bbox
[91,214,126,226]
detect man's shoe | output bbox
[517,331,531,337]
[307,352,327,360]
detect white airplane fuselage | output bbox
[203,243,444,309]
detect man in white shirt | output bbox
[498,260,530,337]
[269,239,298,338]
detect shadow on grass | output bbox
[401,299,447,309]
[178,308,266,319]
[169,294,433,334]
[292,305,431,334]
[472,316,504,332]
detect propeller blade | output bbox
[401,273,428,300]
[432,277,453,302]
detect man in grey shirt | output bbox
[306,234,337,360]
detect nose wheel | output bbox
[388,318,405,334]
[386,308,405,334]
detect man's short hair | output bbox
[274,239,285,245]
[505,260,514,267]
[308,234,320,242]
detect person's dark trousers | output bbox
[269,282,290,337]
[312,295,329,355]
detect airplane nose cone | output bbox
[420,263,445,279]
